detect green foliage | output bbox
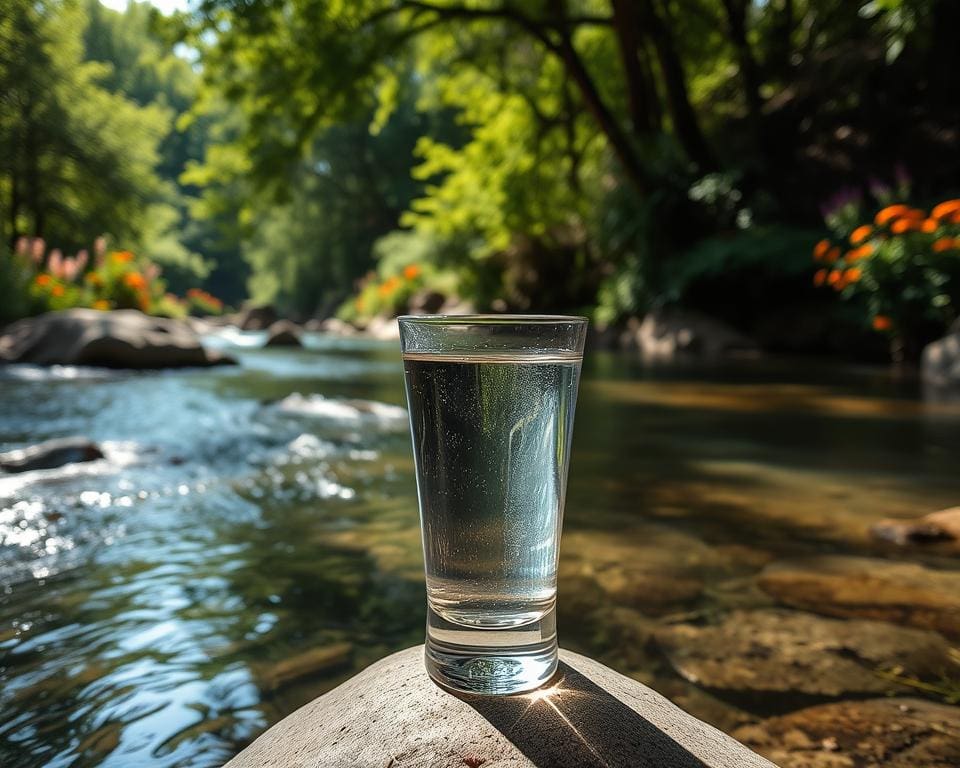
[1,0,168,250]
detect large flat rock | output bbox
[225,645,775,768]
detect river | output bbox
[2,333,959,766]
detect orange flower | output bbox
[890,218,922,234]
[92,300,111,311]
[920,218,938,233]
[825,246,841,263]
[85,272,102,285]
[872,315,893,332]
[34,274,52,287]
[113,251,134,263]
[813,269,827,287]
[932,237,957,253]
[931,199,960,220]
[51,284,65,297]
[846,244,873,261]
[849,225,872,245]
[124,272,147,290]
[875,205,911,226]
[844,267,862,283]
[827,269,842,286]
[813,239,831,262]
[403,264,421,280]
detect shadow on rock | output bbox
[458,663,708,768]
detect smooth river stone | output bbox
[758,555,960,638]
[734,698,960,768]
[871,507,960,553]
[654,609,954,706]
[225,645,776,768]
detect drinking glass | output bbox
[399,315,587,694]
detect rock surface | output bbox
[0,437,104,473]
[758,555,960,638]
[654,609,954,706]
[264,320,303,347]
[871,507,960,552]
[225,645,776,768]
[407,289,447,315]
[258,642,353,691]
[620,308,759,361]
[922,329,960,388]
[0,309,234,368]
[235,304,279,331]
[734,698,960,768]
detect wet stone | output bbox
[871,507,960,553]
[654,609,955,708]
[560,528,729,615]
[258,642,353,691]
[758,556,960,638]
[734,698,960,768]
[0,436,103,473]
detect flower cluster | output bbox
[342,262,425,323]
[186,288,225,315]
[13,236,223,319]
[812,195,960,340]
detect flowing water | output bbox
[1,334,959,766]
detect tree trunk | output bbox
[547,0,650,195]
[639,0,717,172]
[720,0,764,130]
[610,0,660,133]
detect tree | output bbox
[0,0,169,253]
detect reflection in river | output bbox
[1,334,959,766]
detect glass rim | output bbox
[397,314,588,326]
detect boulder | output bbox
[654,609,954,707]
[871,507,960,552]
[264,320,303,348]
[0,437,104,473]
[621,308,759,361]
[0,309,235,368]
[407,289,447,315]
[758,555,960,638]
[734,698,960,768]
[315,317,357,336]
[225,645,776,768]
[235,304,279,331]
[922,328,960,388]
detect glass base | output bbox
[424,603,558,695]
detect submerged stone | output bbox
[654,609,954,706]
[758,555,960,638]
[734,698,960,768]
[871,507,960,553]
[258,642,353,691]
